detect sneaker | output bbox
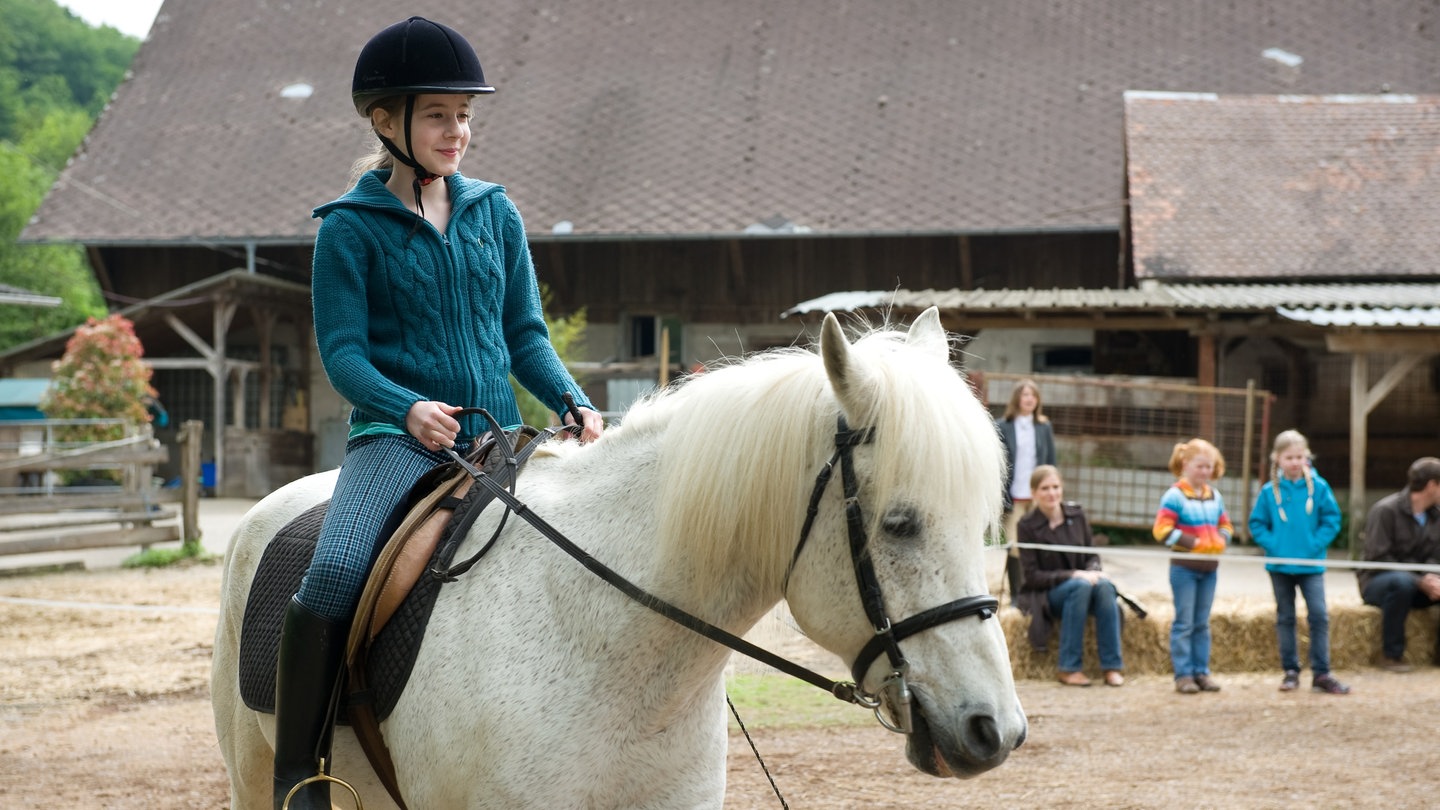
[1278,670,1300,692]
[1380,658,1412,673]
[1193,674,1221,692]
[1175,676,1200,694]
[1311,674,1351,695]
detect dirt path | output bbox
[3,563,1437,809]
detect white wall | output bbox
[961,328,1094,373]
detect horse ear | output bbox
[821,312,866,416]
[905,306,950,363]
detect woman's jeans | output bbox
[1047,577,1124,672]
[1169,565,1217,678]
[1269,570,1330,674]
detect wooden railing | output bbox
[0,418,186,558]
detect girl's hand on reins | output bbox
[407,400,463,451]
[565,406,605,444]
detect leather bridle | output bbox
[447,409,998,734]
[782,415,999,732]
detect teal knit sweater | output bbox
[312,170,592,437]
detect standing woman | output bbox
[1152,438,1233,695]
[1017,465,1125,687]
[998,379,1056,596]
[272,17,604,809]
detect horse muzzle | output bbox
[905,699,1028,778]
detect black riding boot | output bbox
[273,596,348,810]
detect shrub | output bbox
[39,314,155,480]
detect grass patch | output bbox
[122,543,216,568]
[724,672,874,730]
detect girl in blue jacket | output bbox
[1248,430,1349,695]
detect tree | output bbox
[0,140,104,349]
[0,0,135,351]
[511,284,591,429]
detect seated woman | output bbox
[1016,465,1125,687]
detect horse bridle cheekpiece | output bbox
[786,415,999,733]
[448,409,997,736]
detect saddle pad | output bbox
[235,467,504,722]
[237,501,330,715]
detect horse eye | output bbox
[881,506,921,539]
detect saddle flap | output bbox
[347,469,469,659]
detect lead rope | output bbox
[727,694,789,810]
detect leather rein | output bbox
[446,408,998,734]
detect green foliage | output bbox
[0,141,105,349]
[0,0,139,132]
[0,0,133,351]
[511,284,591,428]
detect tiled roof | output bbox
[21,0,1440,244]
[1127,93,1440,279]
[784,282,1440,324]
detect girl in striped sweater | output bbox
[1153,438,1233,694]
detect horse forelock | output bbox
[844,328,1005,549]
[639,348,827,592]
[632,322,1002,598]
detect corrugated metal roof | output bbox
[784,282,1440,321]
[1276,306,1440,327]
[0,379,50,408]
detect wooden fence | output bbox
[0,419,204,559]
[981,373,1274,534]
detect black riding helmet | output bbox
[351,17,495,216]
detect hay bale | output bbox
[1001,596,1440,677]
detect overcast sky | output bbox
[57,0,163,40]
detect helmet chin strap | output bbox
[377,94,442,224]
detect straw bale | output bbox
[1002,597,1440,679]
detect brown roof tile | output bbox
[22,0,1440,244]
[1127,92,1440,279]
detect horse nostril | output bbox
[966,714,1003,761]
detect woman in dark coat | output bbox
[1017,465,1124,686]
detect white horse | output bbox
[213,308,1027,809]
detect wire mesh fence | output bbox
[979,372,1274,534]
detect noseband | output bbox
[785,415,999,732]
[448,408,997,736]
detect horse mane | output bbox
[602,319,1005,601]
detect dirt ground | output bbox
[2,561,1438,809]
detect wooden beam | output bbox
[1349,354,1368,554]
[0,509,177,533]
[937,316,1208,331]
[0,525,180,556]
[1,446,169,472]
[0,490,178,516]
[1326,332,1440,353]
[1197,332,1217,438]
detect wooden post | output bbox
[1196,332,1217,439]
[1238,379,1256,542]
[1348,354,1368,557]
[659,327,670,388]
[179,419,203,551]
